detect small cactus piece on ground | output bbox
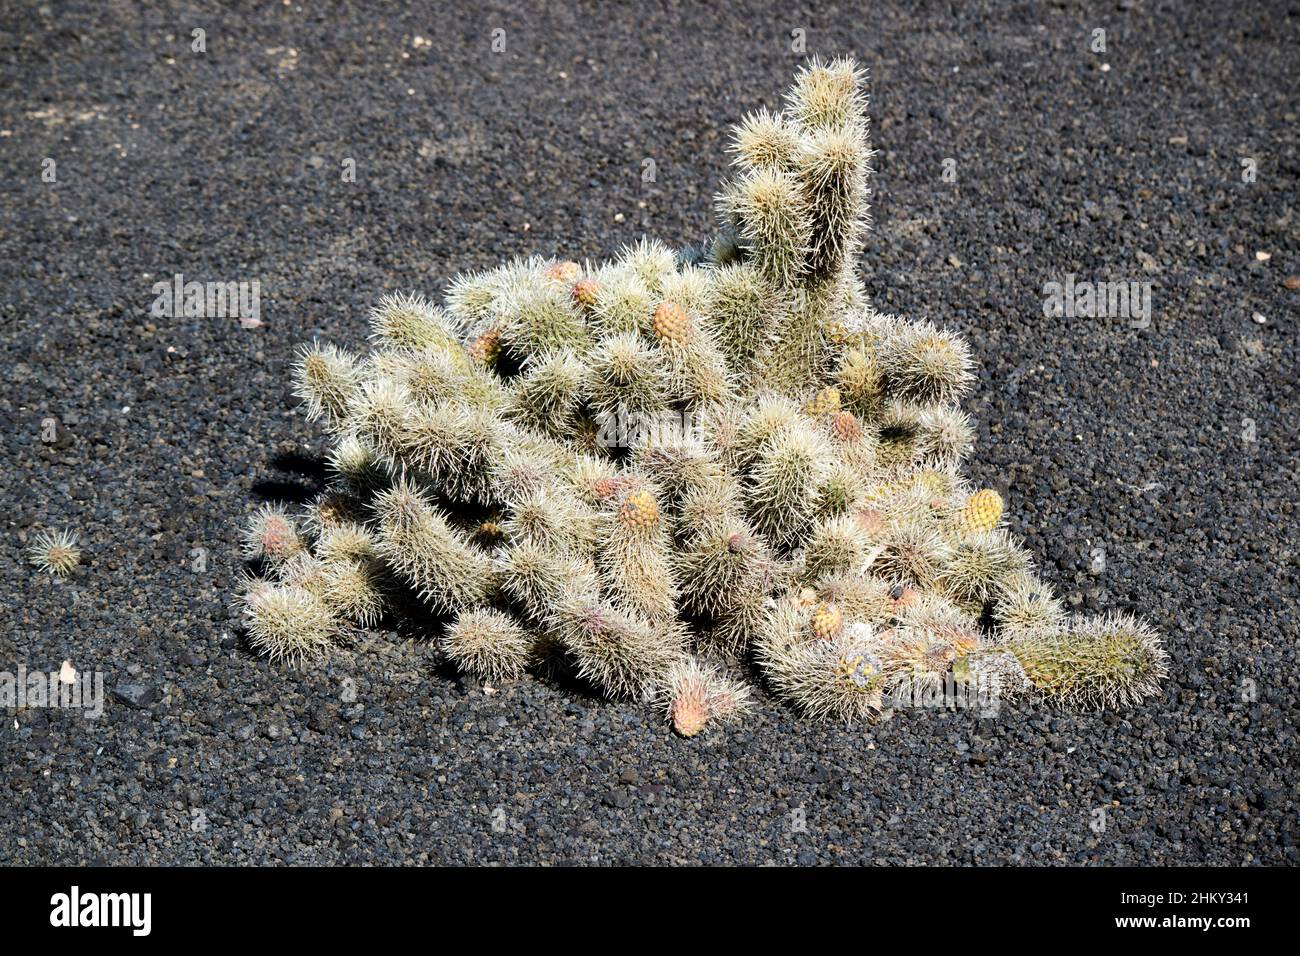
[1000,615,1169,710]
[27,527,82,576]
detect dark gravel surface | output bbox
[2,0,1297,865]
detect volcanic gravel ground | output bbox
[1,0,1297,865]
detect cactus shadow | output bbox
[250,448,329,504]
[374,574,452,641]
[526,652,611,704]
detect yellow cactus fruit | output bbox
[545,260,581,284]
[467,327,502,364]
[618,489,660,531]
[652,301,693,347]
[834,651,880,688]
[960,488,1004,535]
[831,410,861,442]
[572,278,600,309]
[811,602,844,640]
[805,386,841,417]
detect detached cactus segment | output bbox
[236,59,1169,729]
[998,615,1169,710]
[27,527,82,577]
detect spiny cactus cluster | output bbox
[239,59,1168,736]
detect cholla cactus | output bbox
[242,583,336,666]
[237,59,1168,734]
[442,608,534,684]
[994,615,1168,710]
[27,527,82,576]
[657,656,753,737]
